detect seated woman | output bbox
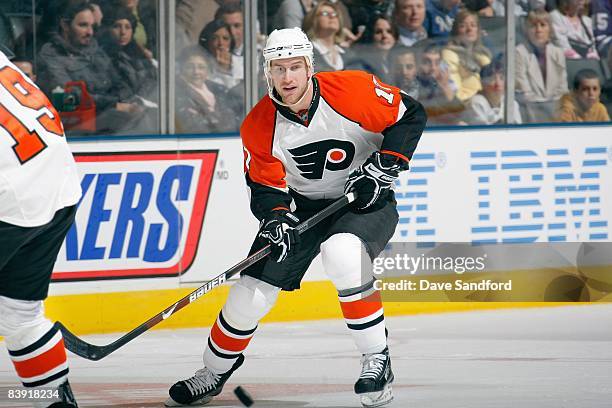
[550,0,599,59]
[442,10,492,102]
[98,7,158,103]
[354,16,398,79]
[199,19,242,90]
[515,10,568,122]
[302,0,352,72]
[557,68,610,121]
[463,56,522,124]
[175,45,238,133]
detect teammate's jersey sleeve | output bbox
[0,51,81,227]
[240,96,292,220]
[317,70,427,165]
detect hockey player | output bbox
[166,27,426,408]
[0,48,82,407]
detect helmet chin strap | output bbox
[269,77,313,109]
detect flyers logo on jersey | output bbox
[288,139,355,179]
[51,151,218,281]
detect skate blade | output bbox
[164,395,214,407]
[359,384,393,408]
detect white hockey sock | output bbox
[1,297,70,388]
[321,233,388,354]
[203,276,280,373]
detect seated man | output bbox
[37,0,142,134]
[387,46,420,98]
[415,42,465,124]
[394,0,428,47]
[424,0,460,38]
[557,69,610,122]
[214,2,245,82]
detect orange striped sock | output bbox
[9,324,69,387]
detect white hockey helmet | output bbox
[263,27,314,67]
[263,27,314,105]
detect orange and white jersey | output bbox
[0,51,81,227]
[241,70,426,215]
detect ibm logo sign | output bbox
[471,147,609,243]
[395,153,437,240]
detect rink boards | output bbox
[42,125,612,334]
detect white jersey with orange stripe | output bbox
[0,51,81,227]
[241,70,417,204]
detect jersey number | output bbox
[0,66,63,164]
[374,88,394,105]
[372,75,394,105]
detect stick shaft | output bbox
[57,193,354,360]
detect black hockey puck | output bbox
[234,386,254,407]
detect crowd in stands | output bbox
[1,0,610,135]
[172,0,611,128]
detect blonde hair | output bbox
[302,1,345,44]
[524,10,556,43]
[450,10,482,45]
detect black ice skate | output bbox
[46,379,78,407]
[165,354,245,406]
[354,347,394,408]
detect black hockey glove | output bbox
[344,151,406,210]
[257,209,300,263]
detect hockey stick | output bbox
[54,192,355,361]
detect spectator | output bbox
[117,0,153,56]
[355,16,398,78]
[515,10,568,122]
[199,19,242,89]
[273,0,315,34]
[215,2,243,56]
[488,0,533,16]
[463,0,494,17]
[98,7,157,102]
[175,45,239,132]
[442,10,492,101]
[394,0,428,47]
[463,56,522,124]
[37,1,141,133]
[591,0,612,59]
[214,2,245,84]
[98,0,157,56]
[416,42,465,124]
[557,68,610,121]
[388,46,420,97]
[550,0,599,59]
[424,0,460,38]
[347,0,394,43]
[12,58,36,81]
[303,1,350,71]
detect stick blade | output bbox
[54,321,107,361]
